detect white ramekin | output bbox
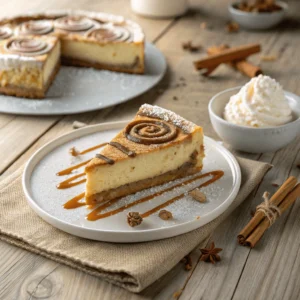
[131,0,188,18]
[229,1,288,30]
[208,87,300,153]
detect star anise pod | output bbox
[200,242,222,264]
[127,212,143,227]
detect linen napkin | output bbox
[0,157,271,293]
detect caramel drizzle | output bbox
[86,170,224,221]
[95,154,115,165]
[64,192,86,209]
[57,159,92,176]
[69,142,136,158]
[109,142,136,157]
[57,173,86,189]
[71,142,108,157]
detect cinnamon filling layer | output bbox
[86,157,202,204]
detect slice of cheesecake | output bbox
[0,35,60,98]
[85,104,205,204]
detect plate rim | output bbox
[0,42,166,116]
[22,121,241,242]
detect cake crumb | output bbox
[127,212,143,227]
[182,41,202,52]
[181,253,192,270]
[156,88,165,95]
[200,22,207,29]
[72,120,87,129]
[159,209,173,220]
[173,289,183,299]
[226,21,239,33]
[69,146,79,157]
[189,189,206,203]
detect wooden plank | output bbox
[0,115,15,129]
[1,0,300,299]
[0,242,59,300]
[0,240,207,300]
[0,116,58,174]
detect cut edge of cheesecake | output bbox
[0,36,61,99]
[84,104,205,205]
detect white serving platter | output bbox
[23,121,241,243]
[0,42,166,115]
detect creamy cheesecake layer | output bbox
[85,129,203,199]
[43,41,60,84]
[60,39,143,68]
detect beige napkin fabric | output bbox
[0,157,271,293]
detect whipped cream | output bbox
[224,75,293,128]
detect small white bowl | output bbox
[229,1,288,30]
[208,87,300,153]
[131,0,188,18]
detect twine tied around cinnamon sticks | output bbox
[256,192,281,226]
[238,176,300,248]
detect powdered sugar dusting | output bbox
[139,104,197,133]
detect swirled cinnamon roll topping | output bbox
[54,16,95,32]
[138,104,197,133]
[6,38,50,56]
[0,26,13,40]
[125,120,178,145]
[19,20,53,35]
[87,25,131,42]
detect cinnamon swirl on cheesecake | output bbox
[85,104,205,204]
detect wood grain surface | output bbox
[0,0,299,299]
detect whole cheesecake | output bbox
[0,10,145,99]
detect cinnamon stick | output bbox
[245,183,300,248]
[207,45,262,78]
[238,176,297,245]
[193,43,261,70]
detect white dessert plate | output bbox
[23,121,241,243]
[0,42,166,116]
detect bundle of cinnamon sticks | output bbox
[238,176,300,248]
[194,43,262,78]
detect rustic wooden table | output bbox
[1,0,300,299]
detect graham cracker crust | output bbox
[61,56,144,74]
[0,62,60,99]
[85,161,203,205]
